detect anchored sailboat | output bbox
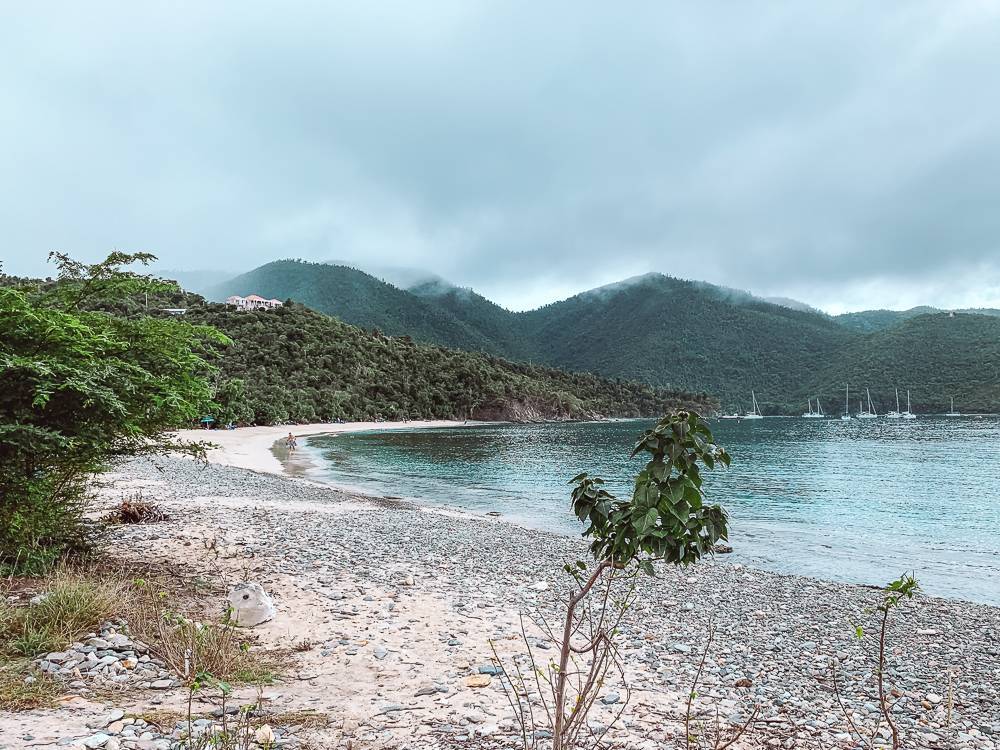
[946,396,961,417]
[886,388,902,419]
[856,388,878,419]
[902,390,916,420]
[744,391,764,419]
[841,384,852,420]
[802,398,824,418]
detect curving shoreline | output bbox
[173,420,481,476]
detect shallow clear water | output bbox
[302,417,1000,604]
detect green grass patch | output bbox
[0,570,121,659]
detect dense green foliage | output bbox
[520,274,854,410]
[184,302,714,425]
[834,306,1000,332]
[570,411,730,566]
[0,254,220,572]
[800,312,1000,415]
[206,260,506,353]
[204,261,1000,414]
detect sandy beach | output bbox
[172,420,475,475]
[3,424,999,750]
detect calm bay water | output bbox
[302,417,1000,604]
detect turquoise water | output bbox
[302,417,1000,604]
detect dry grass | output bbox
[267,709,332,730]
[137,708,187,732]
[0,563,282,714]
[0,569,122,658]
[0,663,60,711]
[118,576,282,686]
[106,497,169,524]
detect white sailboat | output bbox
[902,390,916,419]
[886,388,902,419]
[841,384,852,420]
[744,391,764,419]
[946,396,961,417]
[856,388,878,419]
[802,398,824,418]
[718,407,741,420]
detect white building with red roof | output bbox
[225,294,283,311]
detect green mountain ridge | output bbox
[203,260,1000,414]
[182,302,712,424]
[835,306,1000,332]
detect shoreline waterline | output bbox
[289,418,1000,606]
[77,452,1000,749]
[178,420,1000,608]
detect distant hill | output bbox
[802,312,1000,415]
[518,273,852,411]
[202,260,1000,414]
[181,302,712,424]
[764,296,825,315]
[204,260,503,352]
[835,306,1000,332]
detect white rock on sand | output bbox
[227,582,277,627]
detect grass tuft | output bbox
[121,580,282,686]
[0,663,60,711]
[0,569,121,658]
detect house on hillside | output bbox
[225,294,283,311]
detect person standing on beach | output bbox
[286,432,297,452]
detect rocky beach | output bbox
[2,423,999,750]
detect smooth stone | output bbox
[227,582,276,627]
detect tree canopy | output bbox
[0,253,222,571]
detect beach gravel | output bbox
[4,450,997,750]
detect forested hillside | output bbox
[835,306,1000,332]
[199,260,1000,414]
[183,303,714,425]
[519,274,852,409]
[799,313,1000,415]
[206,260,504,352]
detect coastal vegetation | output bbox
[184,302,713,426]
[834,573,921,750]
[0,253,711,572]
[204,260,1000,414]
[0,253,219,573]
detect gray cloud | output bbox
[2,1,1000,312]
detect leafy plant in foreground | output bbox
[833,573,919,750]
[492,411,738,750]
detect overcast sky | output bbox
[3,2,1000,313]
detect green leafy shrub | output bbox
[494,411,733,750]
[0,253,222,571]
